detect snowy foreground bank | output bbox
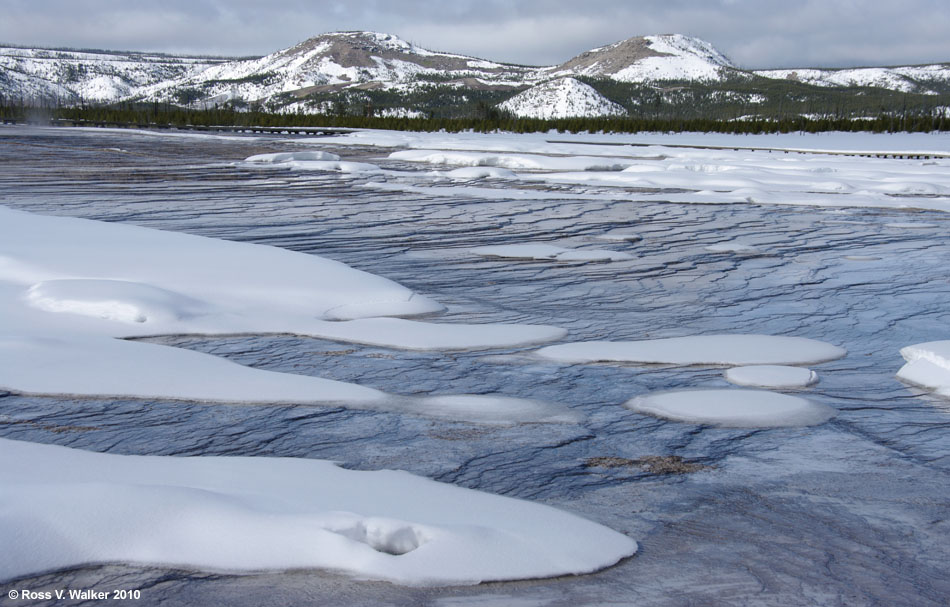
[0,438,636,585]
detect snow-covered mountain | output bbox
[546,34,739,83]
[0,47,224,103]
[498,77,626,119]
[136,31,535,108]
[755,65,950,94]
[2,31,949,116]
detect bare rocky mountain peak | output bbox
[556,36,668,75]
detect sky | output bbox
[2,0,948,69]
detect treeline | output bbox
[2,102,948,134]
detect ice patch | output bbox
[897,341,950,397]
[0,438,637,585]
[595,232,642,242]
[626,389,836,427]
[724,365,818,389]
[471,243,632,262]
[409,394,581,425]
[535,334,847,366]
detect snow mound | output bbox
[472,243,632,262]
[307,317,568,351]
[725,365,818,389]
[445,167,517,180]
[0,438,637,585]
[498,77,627,120]
[0,333,387,405]
[897,341,950,397]
[0,207,571,417]
[626,389,836,427]
[25,279,207,324]
[245,151,341,163]
[535,334,846,366]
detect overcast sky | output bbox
[2,0,948,69]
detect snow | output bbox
[595,232,642,242]
[0,207,571,421]
[245,151,341,163]
[390,149,637,172]
[244,152,380,173]
[754,65,950,94]
[897,341,950,397]
[0,438,636,585]
[471,243,633,262]
[724,365,819,389]
[497,77,627,119]
[625,389,836,427]
[535,335,847,366]
[332,130,950,214]
[444,167,517,180]
[612,35,734,82]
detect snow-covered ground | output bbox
[332,130,950,213]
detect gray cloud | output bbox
[1,0,948,68]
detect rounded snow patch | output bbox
[536,334,847,366]
[626,389,836,427]
[724,365,818,389]
[25,279,207,324]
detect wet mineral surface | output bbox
[0,126,948,606]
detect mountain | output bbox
[0,47,225,103]
[134,31,536,109]
[545,34,738,83]
[498,77,626,119]
[754,65,950,95]
[2,31,949,121]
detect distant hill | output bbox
[2,31,949,121]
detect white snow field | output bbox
[244,151,381,173]
[626,389,836,427]
[897,341,950,397]
[535,335,846,366]
[328,130,950,213]
[0,437,637,585]
[725,365,819,389]
[0,206,571,421]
